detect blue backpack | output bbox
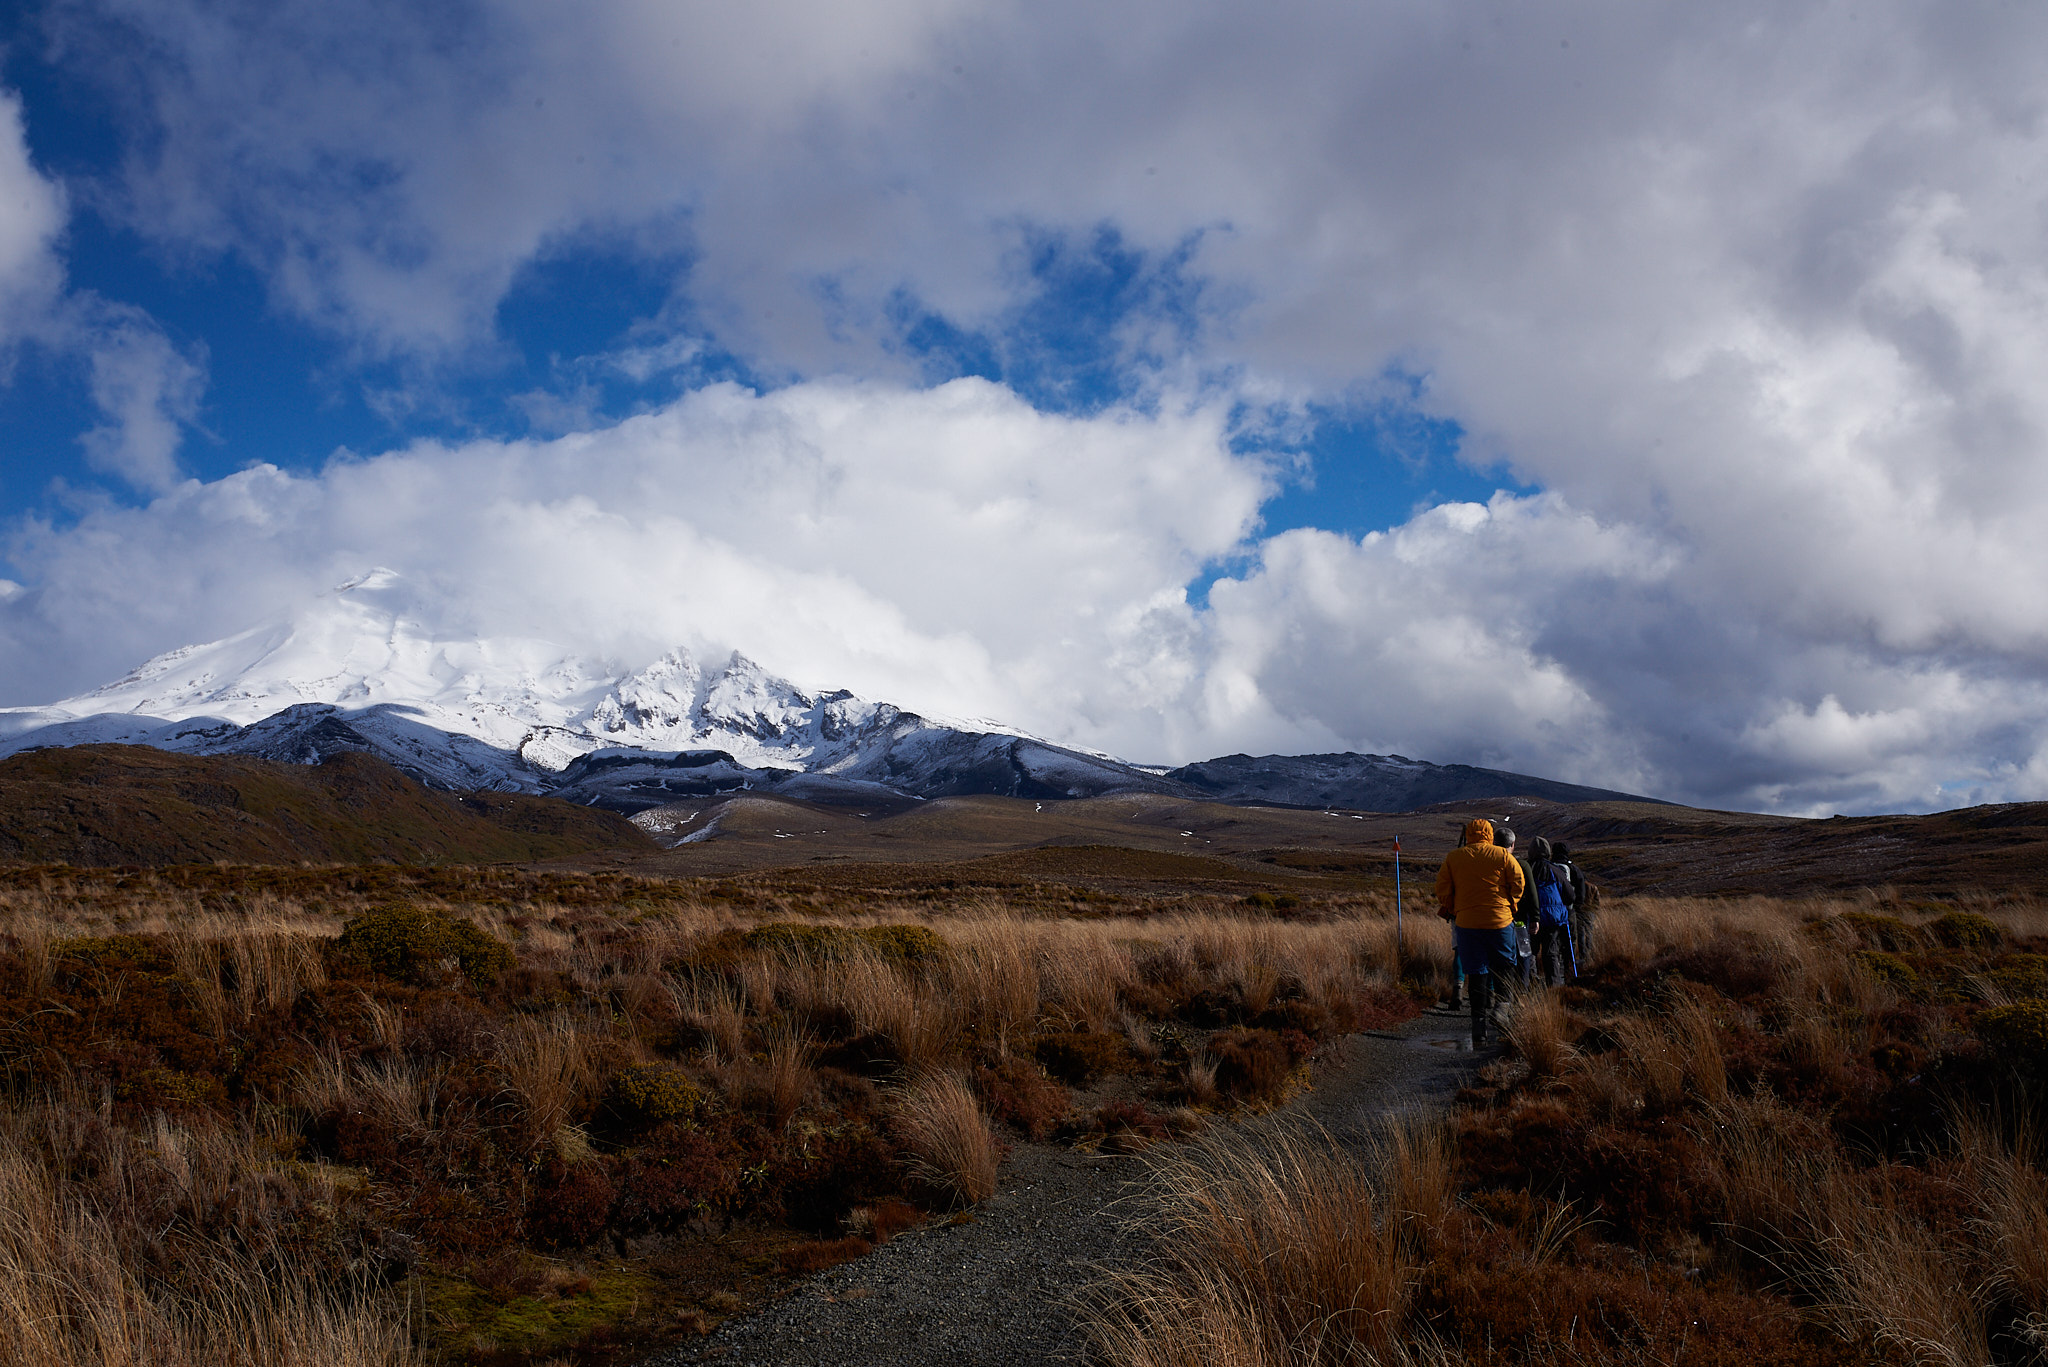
[1535,873,1572,927]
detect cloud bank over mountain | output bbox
[5,1,2048,815]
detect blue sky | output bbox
[2,0,2047,817]
[0,87,1509,560]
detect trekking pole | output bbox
[1564,922,1578,980]
[1393,835,1403,964]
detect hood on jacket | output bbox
[1531,837,1552,859]
[1463,818,1493,846]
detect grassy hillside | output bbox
[0,744,655,866]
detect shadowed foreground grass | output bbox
[1090,892,2048,1367]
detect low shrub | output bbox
[1929,910,2002,952]
[1635,940,1781,999]
[1092,1099,1169,1151]
[1240,891,1301,911]
[1990,953,2048,999]
[527,1154,616,1249]
[336,904,512,987]
[779,1235,872,1275]
[856,924,947,965]
[778,1124,902,1232]
[1034,1030,1128,1086]
[1204,1026,1293,1103]
[607,1063,704,1129]
[1854,949,1919,987]
[51,934,176,974]
[974,1056,1071,1140]
[1976,1001,2048,1069]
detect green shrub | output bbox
[336,904,513,987]
[1977,1002,2048,1068]
[52,934,175,974]
[1852,950,1918,988]
[1241,892,1302,911]
[857,924,947,964]
[1928,910,2002,952]
[1991,954,2048,1000]
[1034,1030,1129,1086]
[607,1064,703,1127]
[1838,912,1918,952]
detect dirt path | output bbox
[646,1007,1485,1367]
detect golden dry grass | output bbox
[891,1070,1002,1206]
[1084,1118,1457,1367]
[0,1128,415,1367]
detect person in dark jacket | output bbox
[1497,824,1538,987]
[1551,842,1594,975]
[1525,836,1576,986]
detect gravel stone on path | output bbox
[645,1006,1488,1367]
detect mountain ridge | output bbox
[0,570,1660,819]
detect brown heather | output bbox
[17,856,2048,1365]
[0,864,1428,1364]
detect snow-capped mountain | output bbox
[0,569,1659,824]
[0,569,1173,807]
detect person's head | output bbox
[1531,836,1552,860]
[1552,842,1572,860]
[1461,818,1493,846]
[1496,823,1517,849]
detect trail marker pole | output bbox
[1394,835,1403,962]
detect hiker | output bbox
[1497,823,1537,987]
[1434,818,1526,1048]
[1525,836,1577,986]
[1551,842,1595,974]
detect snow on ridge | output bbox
[0,569,1068,796]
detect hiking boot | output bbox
[1469,976,1490,1048]
[1441,984,1463,1010]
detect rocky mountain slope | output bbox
[0,569,1656,816]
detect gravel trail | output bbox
[649,1006,1486,1367]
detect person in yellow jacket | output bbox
[1434,818,1526,1048]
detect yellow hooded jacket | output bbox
[1434,819,1527,931]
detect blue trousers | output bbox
[1455,925,1520,984]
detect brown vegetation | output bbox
[0,861,1425,1364]
[1093,889,2048,1366]
[0,745,651,866]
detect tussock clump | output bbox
[1837,911,1920,952]
[1504,988,1579,1078]
[335,904,512,987]
[892,1072,1001,1207]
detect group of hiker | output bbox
[1433,818,1597,1047]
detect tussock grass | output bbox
[0,1127,414,1367]
[892,1071,1002,1206]
[1084,1119,1456,1367]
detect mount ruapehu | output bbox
[0,570,1650,839]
